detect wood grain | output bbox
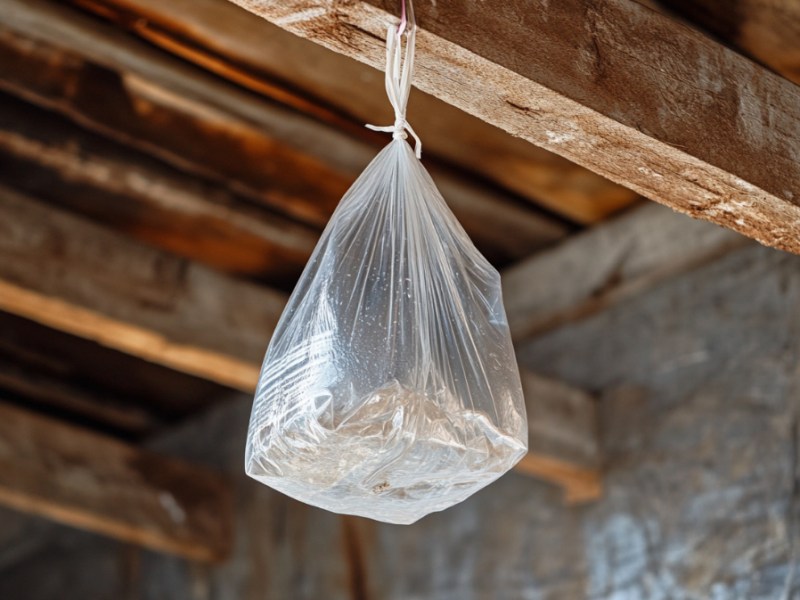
[0,92,317,285]
[231,0,800,254]
[656,0,800,85]
[0,185,285,392]
[65,0,636,223]
[0,362,160,437]
[0,0,568,264]
[0,402,232,562]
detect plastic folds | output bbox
[245,136,528,524]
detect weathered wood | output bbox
[0,362,160,437]
[0,402,232,562]
[0,93,317,285]
[503,203,750,342]
[657,0,800,85]
[65,0,637,223]
[0,0,568,264]
[517,370,601,503]
[0,1,346,227]
[0,185,284,392]
[232,0,800,254]
[0,311,231,425]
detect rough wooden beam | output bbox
[0,402,231,562]
[0,0,568,264]
[231,0,800,253]
[0,185,284,392]
[517,370,601,503]
[0,94,316,283]
[0,92,317,285]
[64,0,637,223]
[656,0,800,85]
[0,311,231,425]
[503,203,750,342]
[0,362,160,437]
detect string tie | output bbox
[366,25,422,159]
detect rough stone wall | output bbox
[1,243,798,599]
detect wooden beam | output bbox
[0,185,284,392]
[0,188,596,500]
[517,370,601,503]
[0,0,568,264]
[503,203,750,342]
[0,402,231,562]
[0,92,317,285]
[231,0,800,254]
[63,0,637,223]
[0,509,55,574]
[656,0,800,85]
[0,362,161,437]
[0,311,231,425]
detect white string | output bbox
[366,25,422,159]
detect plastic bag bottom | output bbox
[246,380,526,524]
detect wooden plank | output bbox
[517,370,601,503]
[0,185,284,392]
[0,312,232,424]
[64,0,637,223]
[0,92,317,285]
[503,203,750,342]
[656,0,800,85]
[0,402,231,562]
[0,362,161,437]
[0,0,568,264]
[231,0,800,254]
[0,94,316,284]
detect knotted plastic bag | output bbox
[245,24,527,524]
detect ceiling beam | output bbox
[0,402,231,562]
[0,0,568,265]
[0,185,283,392]
[655,0,800,85]
[0,187,599,501]
[230,0,800,254]
[0,93,317,285]
[63,0,636,223]
[0,362,161,437]
[503,203,749,343]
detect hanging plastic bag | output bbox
[245,18,527,525]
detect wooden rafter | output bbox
[230,0,800,253]
[0,185,284,392]
[0,93,317,284]
[63,0,637,223]
[656,0,800,85]
[0,402,231,562]
[0,0,568,265]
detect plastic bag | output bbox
[245,24,527,524]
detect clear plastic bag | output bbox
[245,24,527,525]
